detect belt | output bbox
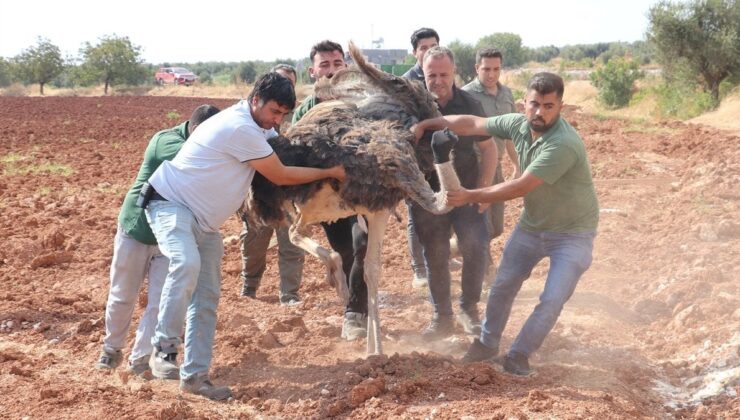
[151,189,168,201]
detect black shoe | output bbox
[461,338,498,363]
[503,352,531,376]
[421,316,455,341]
[456,310,481,335]
[241,285,257,298]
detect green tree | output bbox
[475,33,529,67]
[0,57,14,87]
[447,40,476,84]
[13,37,64,95]
[590,57,644,108]
[235,61,257,84]
[529,45,560,63]
[80,35,146,94]
[648,0,740,103]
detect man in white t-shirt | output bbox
[145,72,345,400]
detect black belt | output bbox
[151,189,168,201]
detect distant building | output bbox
[351,49,413,76]
[360,49,408,66]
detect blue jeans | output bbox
[480,225,595,357]
[409,201,489,317]
[146,200,224,379]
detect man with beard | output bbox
[145,72,345,400]
[412,72,599,376]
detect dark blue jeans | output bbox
[409,201,489,317]
[480,225,595,357]
[322,217,367,315]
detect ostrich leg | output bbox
[363,210,390,355]
[288,216,350,305]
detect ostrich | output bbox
[244,42,461,355]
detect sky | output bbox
[0,0,662,64]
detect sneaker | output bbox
[180,374,231,401]
[421,316,455,341]
[95,348,123,370]
[241,284,257,298]
[279,295,301,306]
[128,355,150,376]
[461,338,498,363]
[341,312,368,341]
[149,348,179,380]
[456,310,481,335]
[503,352,531,376]
[411,274,428,289]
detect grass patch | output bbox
[0,153,25,164]
[592,112,611,121]
[623,120,677,135]
[1,153,75,177]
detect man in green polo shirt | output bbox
[95,104,220,374]
[412,72,598,376]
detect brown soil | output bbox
[0,97,738,419]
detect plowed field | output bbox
[0,96,737,419]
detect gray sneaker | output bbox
[95,348,123,370]
[180,374,232,401]
[279,294,301,306]
[411,274,428,289]
[128,355,150,376]
[456,310,481,335]
[341,312,367,341]
[149,348,179,380]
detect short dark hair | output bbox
[309,40,344,63]
[476,47,503,64]
[271,63,297,79]
[189,104,220,126]
[248,72,296,110]
[410,27,440,51]
[527,72,565,98]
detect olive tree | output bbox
[14,37,64,95]
[447,40,476,84]
[80,35,147,94]
[647,0,740,103]
[475,33,529,68]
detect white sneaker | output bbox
[412,274,428,289]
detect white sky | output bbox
[0,0,661,63]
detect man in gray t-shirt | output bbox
[462,47,520,283]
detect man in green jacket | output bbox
[413,72,598,376]
[95,104,220,374]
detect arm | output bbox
[411,114,489,142]
[505,140,521,179]
[447,170,543,210]
[250,153,345,186]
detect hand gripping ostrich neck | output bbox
[245,42,461,355]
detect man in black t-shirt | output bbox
[412,46,498,340]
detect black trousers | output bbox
[321,216,368,315]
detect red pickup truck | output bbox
[155,67,197,86]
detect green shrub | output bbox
[590,57,643,108]
[655,82,715,120]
